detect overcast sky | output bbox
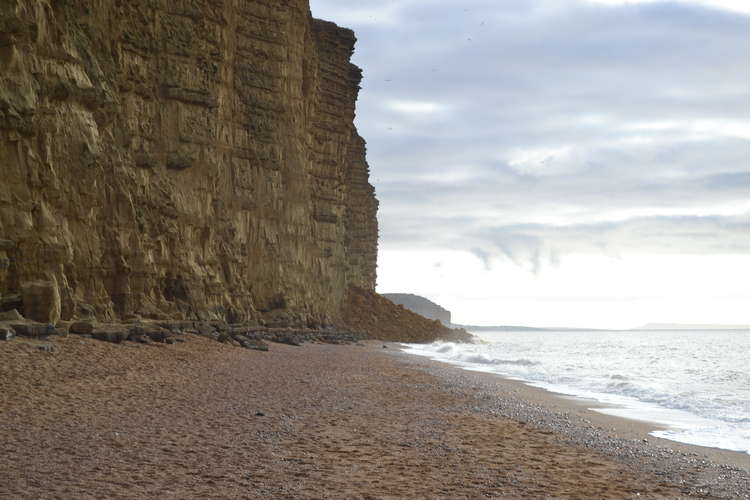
[309,0,750,328]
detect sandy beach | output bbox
[1,334,749,499]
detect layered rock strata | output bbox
[0,0,377,327]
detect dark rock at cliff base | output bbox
[69,321,95,335]
[240,338,269,352]
[92,328,130,344]
[128,324,173,342]
[0,327,15,341]
[271,334,302,347]
[10,323,57,339]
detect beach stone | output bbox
[271,333,302,346]
[0,327,15,341]
[36,343,56,353]
[239,338,269,352]
[21,280,61,324]
[92,328,130,344]
[10,323,56,338]
[69,321,95,335]
[197,322,215,334]
[0,309,24,321]
[128,324,172,342]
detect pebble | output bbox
[0,327,15,341]
[36,344,56,353]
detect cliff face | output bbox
[345,287,470,343]
[382,294,451,326]
[0,0,377,327]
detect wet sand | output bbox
[1,335,748,498]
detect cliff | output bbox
[383,293,451,326]
[0,0,377,328]
[344,287,471,343]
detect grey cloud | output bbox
[311,0,750,268]
[385,213,750,273]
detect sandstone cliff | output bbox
[0,0,377,328]
[382,293,452,326]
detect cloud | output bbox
[586,0,750,15]
[311,0,750,272]
[386,99,447,115]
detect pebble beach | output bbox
[1,334,749,498]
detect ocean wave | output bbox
[459,354,540,367]
[405,332,750,456]
[407,343,541,368]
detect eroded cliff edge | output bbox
[0,0,378,329]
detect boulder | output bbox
[239,338,269,351]
[128,324,173,342]
[0,327,14,341]
[271,334,302,346]
[21,280,61,324]
[10,323,56,338]
[69,321,95,335]
[92,328,130,343]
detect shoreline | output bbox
[397,345,750,465]
[392,343,750,496]
[2,334,749,498]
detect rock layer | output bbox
[0,0,377,327]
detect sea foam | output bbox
[403,329,750,455]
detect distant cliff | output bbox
[0,1,377,328]
[382,294,451,326]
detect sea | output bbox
[403,329,750,455]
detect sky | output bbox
[309,0,750,329]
